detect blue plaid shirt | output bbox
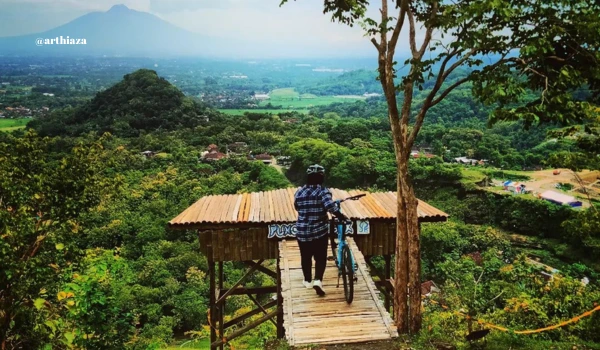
[294,185,340,242]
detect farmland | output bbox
[257,88,365,109]
[0,118,28,131]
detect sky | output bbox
[0,0,428,58]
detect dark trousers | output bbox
[297,235,328,282]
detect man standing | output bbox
[294,164,347,296]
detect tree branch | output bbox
[430,77,470,107]
[440,49,476,82]
[371,38,382,52]
[416,1,439,59]
[407,9,418,57]
[387,0,409,63]
[380,0,389,55]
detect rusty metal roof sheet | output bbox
[169,188,448,229]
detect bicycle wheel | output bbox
[341,245,354,304]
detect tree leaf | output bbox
[34,298,46,310]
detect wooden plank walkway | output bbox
[279,237,398,346]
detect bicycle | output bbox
[329,194,365,304]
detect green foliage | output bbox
[57,250,136,349]
[29,69,211,137]
[562,208,600,256]
[0,131,124,348]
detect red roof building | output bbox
[203,152,227,161]
[421,280,440,296]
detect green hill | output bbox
[30,69,209,137]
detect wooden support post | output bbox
[366,256,394,314]
[384,255,391,312]
[276,256,284,338]
[218,262,224,350]
[209,260,216,349]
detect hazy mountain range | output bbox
[0,5,228,57]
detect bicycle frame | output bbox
[335,219,356,276]
[331,194,364,276]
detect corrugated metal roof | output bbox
[169,188,448,229]
[540,190,580,205]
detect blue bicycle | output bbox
[330,194,365,304]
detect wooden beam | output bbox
[247,294,277,326]
[219,286,277,296]
[218,262,224,350]
[215,259,264,305]
[384,255,391,311]
[223,299,278,329]
[276,256,284,339]
[211,310,278,348]
[280,240,295,345]
[209,260,216,347]
[244,260,277,280]
[350,238,397,337]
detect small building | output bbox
[411,152,435,159]
[421,281,440,297]
[254,153,273,165]
[540,190,583,207]
[207,144,219,153]
[254,93,270,101]
[203,152,227,162]
[140,151,156,158]
[454,156,479,165]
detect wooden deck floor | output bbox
[279,238,398,346]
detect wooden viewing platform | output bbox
[280,238,398,346]
[168,188,448,349]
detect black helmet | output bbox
[306,164,325,175]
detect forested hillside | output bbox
[29,69,212,137]
[2,69,600,349]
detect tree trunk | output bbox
[393,154,422,334]
[394,162,409,333]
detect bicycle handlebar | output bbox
[338,194,366,204]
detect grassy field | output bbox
[219,109,308,115]
[0,118,28,131]
[258,88,365,109]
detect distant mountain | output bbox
[29,69,212,136]
[0,5,221,57]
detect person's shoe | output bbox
[303,280,312,289]
[313,280,325,296]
